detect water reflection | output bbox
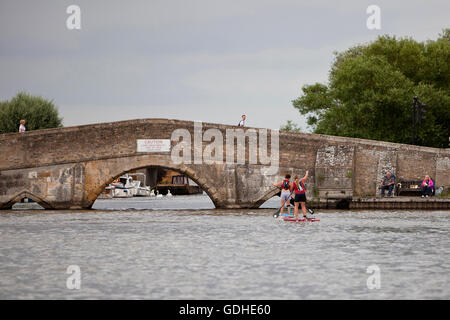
[0,195,449,299]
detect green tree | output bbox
[0,92,63,134]
[280,120,301,133]
[293,29,450,148]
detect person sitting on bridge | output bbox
[380,172,396,197]
[421,175,434,198]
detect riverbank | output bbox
[9,194,450,211]
[308,196,450,210]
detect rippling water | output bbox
[1,195,449,299]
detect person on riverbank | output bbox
[380,172,396,197]
[421,175,434,197]
[293,171,309,219]
[237,115,246,127]
[272,174,293,216]
[19,119,26,133]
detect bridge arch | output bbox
[85,157,222,209]
[255,188,283,208]
[3,190,51,210]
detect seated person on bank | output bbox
[380,172,396,197]
[421,175,434,198]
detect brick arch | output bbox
[0,190,52,210]
[85,158,222,208]
[253,187,283,208]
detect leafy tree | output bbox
[0,92,63,134]
[280,120,301,133]
[293,29,450,148]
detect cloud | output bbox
[0,0,449,132]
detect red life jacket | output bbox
[293,181,305,194]
[282,179,290,190]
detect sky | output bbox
[0,0,448,131]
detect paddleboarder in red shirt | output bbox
[293,171,309,219]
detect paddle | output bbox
[273,198,315,218]
[273,189,294,218]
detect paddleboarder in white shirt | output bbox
[272,174,293,217]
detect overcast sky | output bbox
[0,0,448,131]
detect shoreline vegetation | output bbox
[285,29,450,149]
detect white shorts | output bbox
[280,190,291,201]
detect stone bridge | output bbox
[1,119,449,209]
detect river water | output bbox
[1,194,449,299]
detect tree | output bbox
[0,92,63,134]
[293,29,450,148]
[280,120,301,133]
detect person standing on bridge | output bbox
[293,171,309,219]
[19,119,26,133]
[237,115,246,127]
[272,174,293,217]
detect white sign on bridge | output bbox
[137,139,171,152]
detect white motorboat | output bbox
[98,185,115,199]
[110,175,134,198]
[101,172,152,198]
[135,182,151,197]
[128,173,151,197]
[112,187,133,198]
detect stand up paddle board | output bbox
[282,216,320,222]
[274,206,319,221]
[273,200,315,218]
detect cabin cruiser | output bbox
[100,173,151,198]
[110,175,134,198]
[128,173,151,197]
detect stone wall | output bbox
[0,118,449,209]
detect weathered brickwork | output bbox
[0,119,449,209]
[315,145,354,198]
